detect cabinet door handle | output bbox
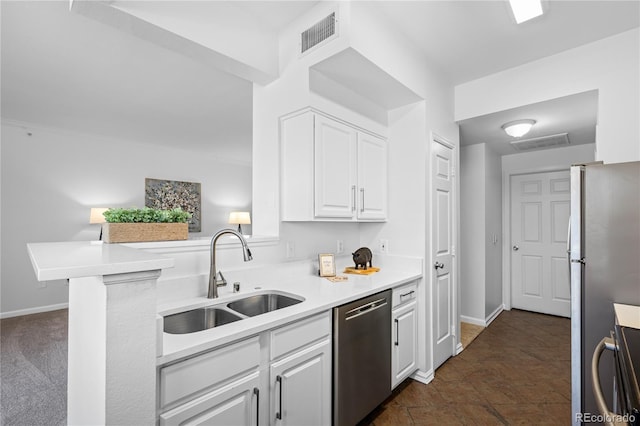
[276,375,283,420]
[360,188,365,212]
[253,387,260,426]
[351,186,356,212]
[394,318,399,346]
[400,290,415,300]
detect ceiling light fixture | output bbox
[508,0,544,24]
[502,119,536,137]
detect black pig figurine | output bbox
[352,247,373,270]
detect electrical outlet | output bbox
[336,240,344,254]
[379,239,389,253]
[37,281,47,289]
[286,241,295,258]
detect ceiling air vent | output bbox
[510,133,570,152]
[301,12,336,54]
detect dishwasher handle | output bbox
[345,298,388,321]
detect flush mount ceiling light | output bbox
[502,119,536,137]
[508,0,544,24]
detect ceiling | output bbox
[1,1,638,159]
[458,90,599,155]
[375,1,640,85]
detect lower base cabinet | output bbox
[270,340,331,425]
[158,312,332,426]
[392,282,418,388]
[159,372,260,425]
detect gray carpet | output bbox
[1,309,68,426]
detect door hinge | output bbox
[451,245,456,256]
[451,165,456,178]
[451,324,456,336]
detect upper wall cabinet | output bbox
[281,109,387,222]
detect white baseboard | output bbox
[460,305,505,328]
[485,304,504,326]
[455,342,464,355]
[411,369,434,385]
[460,315,486,326]
[0,302,68,319]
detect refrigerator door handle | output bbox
[591,336,618,426]
[567,218,571,255]
[568,218,586,265]
[567,220,571,295]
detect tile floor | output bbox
[460,321,485,348]
[361,309,571,425]
[1,308,570,425]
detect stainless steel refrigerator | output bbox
[570,161,640,425]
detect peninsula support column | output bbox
[67,270,160,425]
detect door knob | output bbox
[434,261,444,269]
[513,245,519,251]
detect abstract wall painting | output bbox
[145,178,201,232]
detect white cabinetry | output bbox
[158,312,331,426]
[357,131,387,220]
[159,373,260,425]
[314,114,357,218]
[281,109,387,222]
[391,282,418,388]
[159,337,261,425]
[269,313,332,425]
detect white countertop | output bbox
[26,239,423,367]
[27,241,174,281]
[615,303,640,329]
[157,255,423,365]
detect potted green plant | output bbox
[101,207,192,243]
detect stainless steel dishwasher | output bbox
[333,289,391,426]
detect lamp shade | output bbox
[90,208,108,224]
[502,119,536,138]
[228,211,251,225]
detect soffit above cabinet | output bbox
[310,48,422,112]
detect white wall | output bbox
[501,143,596,173]
[349,2,458,377]
[460,144,486,322]
[484,144,502,317]
[252,1,458,378]
[455,29,640,164]
[359,101,427,257]
[459,142,503,324]
[0,120,252,315]
[461,143,596,324]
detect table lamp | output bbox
[228,211,251,235]
[90,207,108,240]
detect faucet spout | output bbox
[208,229,253,299]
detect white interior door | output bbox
[432,139,455,370]
[510,170,571,317]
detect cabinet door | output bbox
[392,301,418,388]
[357,132,387,220]
[270,340,331,426]
[314,115,357,218]
[159,372,260,426]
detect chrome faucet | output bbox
[208,229,253,298]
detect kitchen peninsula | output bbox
[27,239,423,425]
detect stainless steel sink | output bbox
[164,307,242,334]
[227,293,303,317]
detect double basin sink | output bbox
[164,292,303,335]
